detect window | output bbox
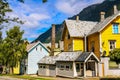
[40,47,42,51]
[90,41,95,52]
[68,43,73,51]
[60,65,64,70]
[43,65,46,68]
[113,23,119,34]
[39,65,46,68]
[66,66,70,70]
[109,40,116,51]
[68,34,70,39]
[39,65,42,68]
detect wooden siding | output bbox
[73,38,84,51]
[38,65,56,77]
[56,62,74,78]
[101,16,120,56]
[88,33,100,58]
[27,44,49,74]
[38,68,47,76]
[63,26,73,51]
[49,65,56,76]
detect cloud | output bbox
[55,0,104,16]
[6,0,105,42]
[9,2,51,28]
[23,13,50,27]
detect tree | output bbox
[2,26,27,74]
[110,48,120,64]
[0,0,24,28]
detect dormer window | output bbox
[112,23,119,34]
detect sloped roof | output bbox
[76,52,99,62]
[26,41,49,53]
[75,52,91,62]
[89,11,120,35]
[38,51,100,65]
[56,51,82,61]
[38,51,82,65]
[38,56,57,65]
[65,20,97,37]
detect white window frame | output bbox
[112,23,119,34]
[109,40,116,51]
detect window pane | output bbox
[109,41,116,51]
[113,23,119,34]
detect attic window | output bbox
[112,23,119,34]
[40,47,42,51]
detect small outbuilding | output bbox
[38,51,99,78]
[38,56,57,76]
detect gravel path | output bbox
[0,76,27,80]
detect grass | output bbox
[0,74,52,80]
[109,60,119,69]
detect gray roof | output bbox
[75,52,90,62]
[65,20,97,37]
[38,51,82,64]
[38,56,58,65]
[89,11,120,35]
[27,41,49,53]
[38,51,99,65]
[56,51,82,61]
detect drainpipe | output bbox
[84,34,87,52]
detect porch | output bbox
[74,52,99,77]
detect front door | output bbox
[76,63,84,76]
[86,62,96,76]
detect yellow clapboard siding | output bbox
[73,38,84,51]
[101,16,120,56]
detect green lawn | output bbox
[0,74,52,80]
[109,60,119,69]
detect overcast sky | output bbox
[4,0,104,42]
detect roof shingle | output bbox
[65,20,97,37]
[89,11,120,35]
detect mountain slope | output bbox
[34,24,63,43]
[34,0,120,43]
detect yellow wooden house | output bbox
[62,5,120,59]
[62,19,97,52]
[88,11,120,58]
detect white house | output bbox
[23,41,49,74]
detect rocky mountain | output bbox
[33,0,120,43]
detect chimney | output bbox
[76,16,79,22]
[51,24,55,56]
[114,5,118,14]
[100,12,105,22]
